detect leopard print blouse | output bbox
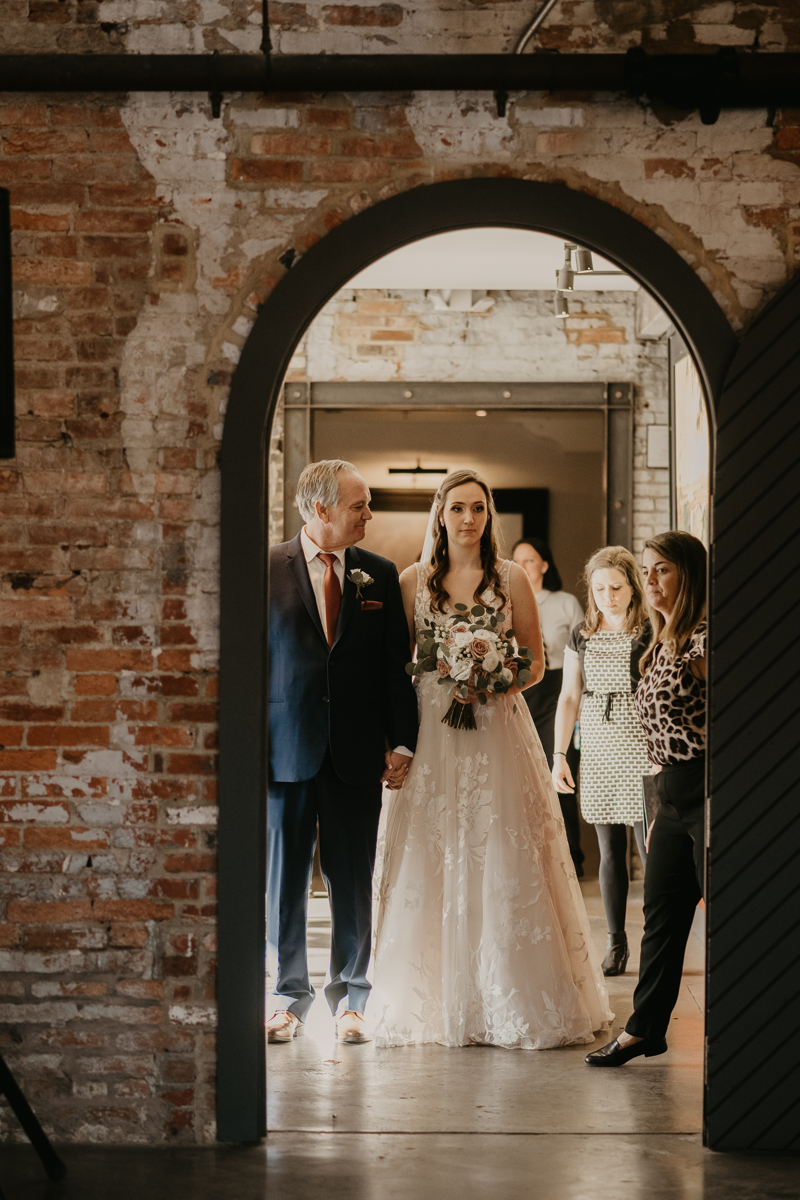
[634,623,706,765]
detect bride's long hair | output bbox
[427,469,508,614]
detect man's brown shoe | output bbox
[267,1010,302,1043]
[336,1010,371,1044]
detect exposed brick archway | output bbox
[219,176,737,1142]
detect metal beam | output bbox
[0,51,799,121]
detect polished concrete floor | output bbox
[3,873,798,1198]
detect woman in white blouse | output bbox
[512,538,585,875]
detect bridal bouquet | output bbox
[407,604,534,731]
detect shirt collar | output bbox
[301,527,347,568]
[535,588,552,605]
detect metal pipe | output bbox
[0,51,798,113]
[514,0,562,55]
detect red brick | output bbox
[230,159,304,183]
[164,854,216,874]
[166,754,217,776]
[159,625,197,647]
[24,928,107,951]
[8,900,93,922]
[81,235,151,260]
[66,649,153,671]
[75,674,117,697]
[250,133,330,156]
[0,922,20,945]
[0,106,48,127]
[93,900,174,921]
[309,160,395,183]
[71,698,117,722]
[108,924,149,948]
[51,106,124,128]
[52,155,141,185]
[24,827,109,850]
[117,980,163,1000]
[307,107,350,129]
[12,259,93,286]
[162,1059,195,1083]
[0,749,57,771]
[0,726,24,746]
[0,829,21,849]
[342,133,421,158]
[167,702,218,723]
[0,159,52,184]
[11,210,71,232]
[158,651,194,672]
[27,725,110,748]
[131,727,193,748]
[323,3,403,24]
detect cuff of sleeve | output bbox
[392,746,414,758]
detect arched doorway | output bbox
[217,177,798,1150]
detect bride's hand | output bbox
[551,756,576,794]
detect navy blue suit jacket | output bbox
[268,534,419,785]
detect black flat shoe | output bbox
[585,1036,668,1067]
[601,932,629,976]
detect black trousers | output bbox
[524,669,584,869]
[267,751,382,1021]
[625,759,705,1042]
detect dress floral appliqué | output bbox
[372,561,613,1050]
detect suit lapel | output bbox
[285,533,327,646]
[332,546,359,648]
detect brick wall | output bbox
[295,286,670,553]
[0,0,798,1145]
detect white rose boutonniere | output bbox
[348,569,374,600]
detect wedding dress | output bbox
[372,560,613,1049]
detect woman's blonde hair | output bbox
[582,545,648,637]
[639,530,707,674]
[427,469,507,614]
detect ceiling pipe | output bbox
[0,50,798,123]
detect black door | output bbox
[706,274,800,1150]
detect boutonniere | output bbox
[348,569,374,600]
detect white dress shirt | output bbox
[535,589,585,670]
[301,526,346,632]
[300,527,413,763]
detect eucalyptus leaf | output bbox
[454,603,468,612]
[405,663,415,675]
[471,605,485,616]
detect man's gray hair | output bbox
[296,459,359,522]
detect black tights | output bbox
[595,822,647,934]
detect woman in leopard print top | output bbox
[587,530,708,1069]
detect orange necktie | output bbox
[318,553,342,647]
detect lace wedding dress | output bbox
[372,560,613,1050]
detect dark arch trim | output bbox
[217,177,738,1141]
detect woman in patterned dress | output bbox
[586,530,707,1067]
[372,470,612,1050]
[551,547,651,976]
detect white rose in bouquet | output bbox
[483,651,502,673]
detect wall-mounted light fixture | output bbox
[553,241,625,324]
[388,457,448,476]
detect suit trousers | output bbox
[267,751,382,1021]
[625,758,705,1042]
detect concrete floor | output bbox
[3,876,798,1198]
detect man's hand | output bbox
[381,750,412,790]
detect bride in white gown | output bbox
[373,469,612,1050]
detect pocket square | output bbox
[361,600,383,611]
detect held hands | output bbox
[551,753,576,794]
[381,750,412,790]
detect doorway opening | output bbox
[262,219,712,1131]
[218,177,752,1147]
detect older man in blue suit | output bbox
[267,460,418,1045]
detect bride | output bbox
[373,469,612,1050]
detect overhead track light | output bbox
[575,246,594,273]
[554,292,570,319]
